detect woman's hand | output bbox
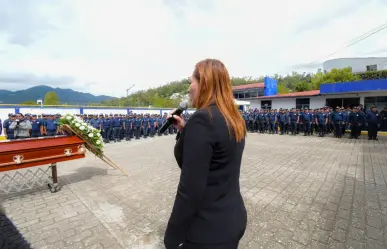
[168,109,185,132]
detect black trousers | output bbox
[334,123,342,137]
[368,123,378,139]
[279,122,285,134]
[318,123,325,136]
[291,121,297,134]
[303,121,310,135]
[350,123,359,138]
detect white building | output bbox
[249,90,387,111]
[323,57,387,73]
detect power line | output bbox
[274,20,387,75]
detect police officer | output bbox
[278,109,286,135]
[348,107,361,139]
[30,114,43,137]
[316,108,327,137]
[44,114,58,136]
[124,115,133,141]
[3,114,15,140]
[102,115,112,143]
[149,115,156,137]
[381,107,387,131]
[302,108,312,136]
[366,106,380,140]
[333,107,344,138]
[111,114,121,142]
[257,111,265,133]
[288,108,298,135]
[267,109,276,134]
[133,115,142,139]
[143,114,150,138]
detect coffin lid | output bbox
[0,136,84,153]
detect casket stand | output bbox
[0,136,86,193]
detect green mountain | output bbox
[0,85,115,105]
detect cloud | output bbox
[0,71,77,90]
[0,0,386,97]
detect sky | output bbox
[0,0,386,97]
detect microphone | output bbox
[159,101,188,134]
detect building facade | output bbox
[323,57,387,73]
[249,80,387,111]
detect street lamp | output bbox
[126,84,135,98]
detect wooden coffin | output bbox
[0,136,86,172]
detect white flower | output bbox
[66,115,73,120]
[79,126,85,130]
[96,140,101,145]
[97,133,101,137]
[75,123,81,127]
[88,133,94,138]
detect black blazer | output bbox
[164,104,247,248]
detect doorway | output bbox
[261,100,272,109]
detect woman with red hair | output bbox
[164,59,247,249]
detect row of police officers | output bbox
[1,112,192,142]
[242,106,386,140]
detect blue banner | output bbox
[264,77,278,96]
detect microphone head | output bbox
[178,101,188,111]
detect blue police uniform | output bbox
[258,113,266,133]
[143,116,150,138]
[316,112,327,137]
[366,111,380,140]
[278,112,287,134]
[302,111,312,135]
[268,113,276,134]
[288,111,298,135]
[4,118,14,140]
[349,111,362,139]
[333,111,344,138]
[45,119,58,136]
[149,116,156,137]
[102,118,112,142]
[30,119,42,137]
[157,117,163,135]
[111,116,121,142]
[133,117,142,139]
[125,117,133,140]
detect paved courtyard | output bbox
[1,134,387,249]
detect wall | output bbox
[249,98,295,109]
[320,79,387,94]
[0,106,196,136]
[323,57,387,73]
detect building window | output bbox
[257,89,264,96]
[261,100,271,109]
[296,98,310,109]
[364,96,387,110]
[366,64,377,71]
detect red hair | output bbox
[193,59,246,142]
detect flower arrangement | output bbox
[58,113,128,176]
[59,114,104,155]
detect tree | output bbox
[22,100,36,105]
[277,84,290,94]
[44,91,60,105]
[311,67,361,89]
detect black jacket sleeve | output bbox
[164,111,215,248]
